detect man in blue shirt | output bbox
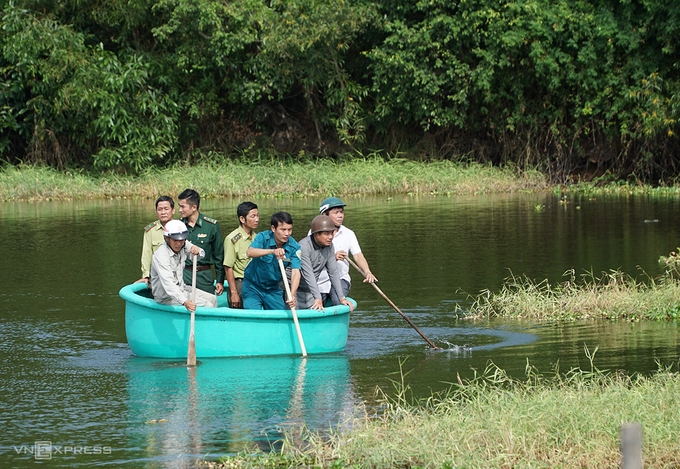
[242,212,301,310]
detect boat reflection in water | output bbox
[126,354,355,466]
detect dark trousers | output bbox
[183,268,215,294]
[329,279,351,305]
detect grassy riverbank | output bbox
[465,269,680,320]
[5,158,680,202]
[0,158,548,201]
[206,362,680,469]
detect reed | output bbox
[207,358,680,469]
[0,156,546,201]
[561,180,680,197]
[465,269,680,320]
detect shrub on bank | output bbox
[466,269,680,321]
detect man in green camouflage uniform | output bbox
[178,189,225,295]
[136,195,175,286]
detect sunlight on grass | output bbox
[464,269,680,320]
[206,357,680,469]
[0,157,547,201]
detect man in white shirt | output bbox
[150,220,218,311]
[317,197,377,304]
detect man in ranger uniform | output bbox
[178,188,225,296]
[297,215,355,312]
[223,201,259,308]
[136,195,175,286]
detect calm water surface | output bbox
[1,194,679,467]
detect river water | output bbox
[1,193,679,467]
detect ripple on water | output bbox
[345,323,537,359]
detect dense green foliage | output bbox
[2,0,679,180]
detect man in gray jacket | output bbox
[150,220,218,311]
[297,215,355,311]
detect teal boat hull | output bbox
[119,283,354,358]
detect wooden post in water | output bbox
[621,422,643,469]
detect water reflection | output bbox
[125,355,354,466]
[2,194,680,468]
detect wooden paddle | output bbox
[347,258,440,350]
[278,258,307,357]
[187,253,198,366]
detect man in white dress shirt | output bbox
[316,197,377,304]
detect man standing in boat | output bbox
[242,211,301,310]
[223,201,259,308]
[318,197,377,303]
[178,189,225,297]
[297,215,355,312]
[136,195,175,286]
[150,220,217,310]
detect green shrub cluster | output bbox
[1,0,679,179]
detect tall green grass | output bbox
[559,179,680,197]
[208,357,680,469]
[0,157,546,201]
[8,158,680,202]
[465,269,680,320]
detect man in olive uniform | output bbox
[178,189,225,296]
[223,201,259,308]
[136,195,175,286]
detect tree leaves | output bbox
[1,0,679,178]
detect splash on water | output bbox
[433,340,473,355]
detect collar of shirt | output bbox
[160,242,181,259]
[238,225,255,241]
[182,213,203,229]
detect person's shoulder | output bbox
[289,239,302,261]
[228,228,244,244]
[339,225,356,235]
[151,242,169,259]
[144,220,161,232]
[202,214,218,225]
[288,236,301,249]
[339,225,359,241]
[251,230,269,245]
